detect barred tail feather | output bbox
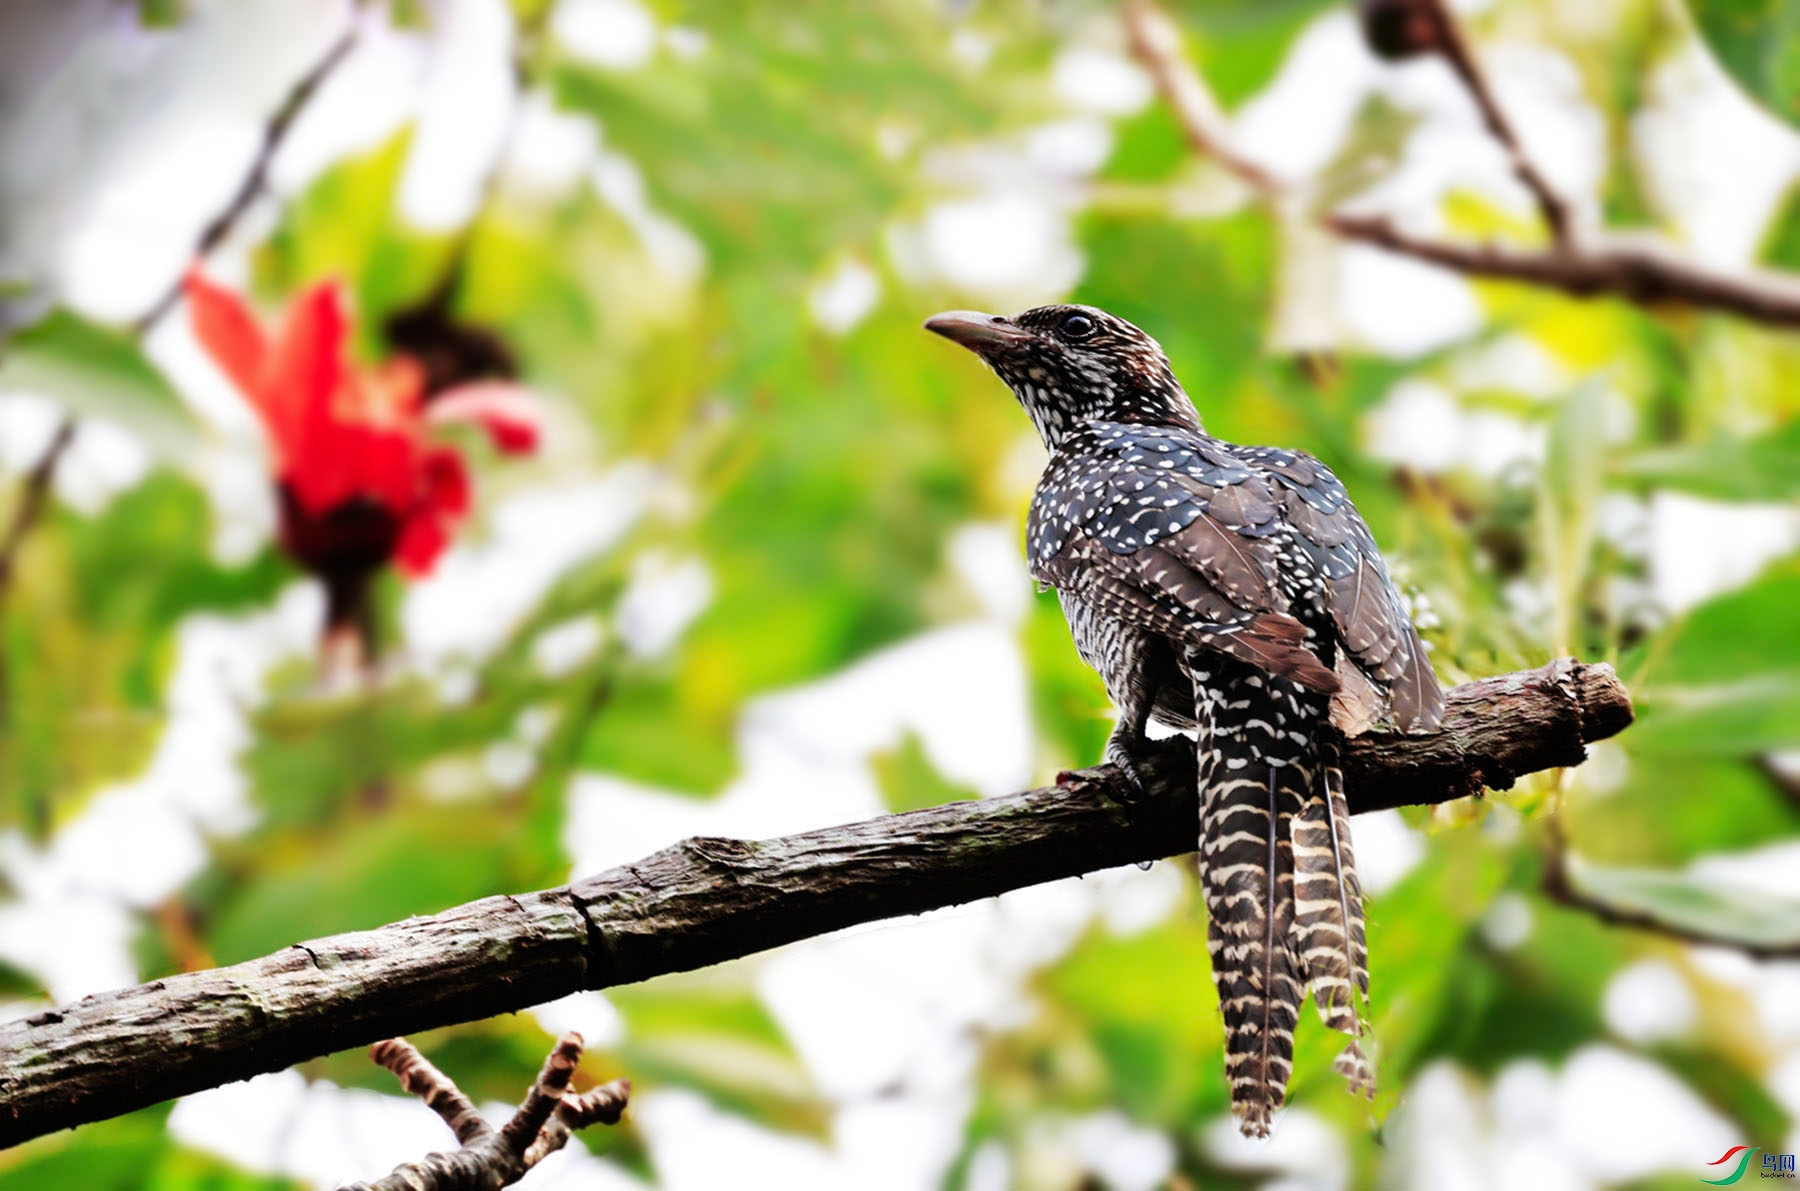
[1290,740,1374,1099]
[1197,721,1307,1137]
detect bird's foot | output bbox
[1110,753,1148,800]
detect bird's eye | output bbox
[1059,313,1095,339]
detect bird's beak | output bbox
[923,310,1034,353]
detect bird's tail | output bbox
[1290,738,1374,1099]
[1196,674,1374,1137]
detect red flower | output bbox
[185,271,540,580]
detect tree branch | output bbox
[1124,0,1800,328]
[1326,212,1800,328]
[1121,0,1283,198]
[0,660,1627,1148]
[131,19,360,335]
[343,1033,629,1191]
[1417,0,1571,245]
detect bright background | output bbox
[3,0,1800,1188]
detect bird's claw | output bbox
[1109,754,1148,801]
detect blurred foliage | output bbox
[1687,0,1800,127]
[3,0,1800,1187]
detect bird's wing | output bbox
[1246,448,1444,732]
[1029,440,1339,695]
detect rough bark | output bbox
[0,659,1630,1149]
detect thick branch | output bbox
[0,660,1629,1149]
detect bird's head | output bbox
[924,304,1199,448]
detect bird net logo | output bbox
[1703,1146,1798,1183]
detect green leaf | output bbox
[0,1104,300,1191]
[136,0,188,28]
[1539,381,1609,652]
[1631,675,1800,755]
[1,474,285,832]
[610,973,830,1136]
[0,309,198,460]
[204,806,527,964]
[1686,0,1800,126]
[871,732,976,813]
[1616,419,1800,503]
[1639,559,1800,687]
[1565,853,1800,951]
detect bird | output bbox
[925,303,1443,1136]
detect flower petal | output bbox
[184,269,269,401]
[265,279,352,484]
[395,510,451,577]
[428,381,543,454]
[419,446,471,518]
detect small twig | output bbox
[1419,0,1572,246]
[343,1033,629,1191]
[1122,0,1282,198]
[132,20,361,335]
[369,1039,491,1147]
[0,418,74,592]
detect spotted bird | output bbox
[926,304,1443,1136]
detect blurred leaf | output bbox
[1631,676,1800,755]
[258,130,446,340]
[1034,916,1225,1124]
[872,732,976,813]
[136,0,188,28]
[1633,560,1800,755]
[1169,0,1338,107]
[1570,756,1800,866]
[1540,381,1608,652]
[2,475,285,830]
[1639,559,1800,686]
[1616,419,1800,503]
[0,309,197,460]
[1566,854,1800,951]
[611,973,829,1136]
[0,1105,298,1190]
[205,805,526,964]
[576,668,735,794]
[1686,0,1800,126]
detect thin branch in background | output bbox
[131,19,361,336]
[0,418,74,593]
[342,1034,629,1191]
[1418,0,1572,246]
[1325,211,1800,328]
[1123,0,1800,330]
[0,12,363,697]
[1537,816,1800,960]
[1121,0,1283,199]
[0,419,77,837]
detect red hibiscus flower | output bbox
[184,271,540,594]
